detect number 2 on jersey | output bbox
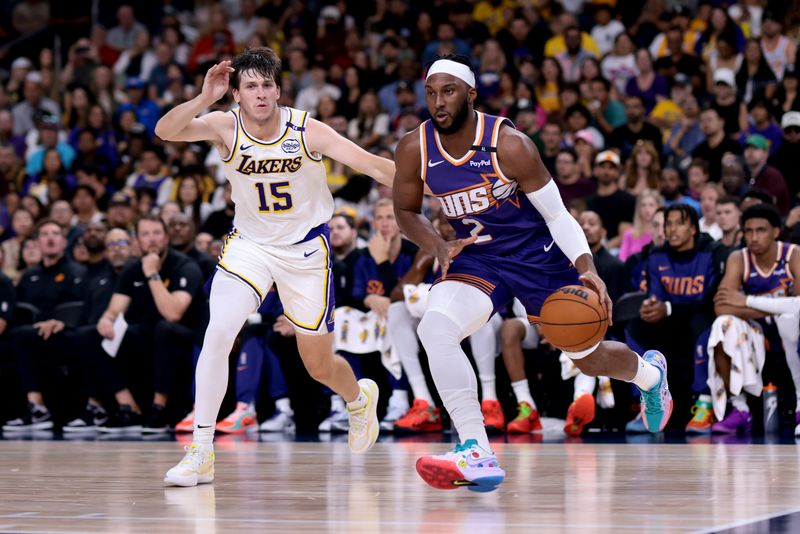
[462,217,492,244]
[255,181,293,213]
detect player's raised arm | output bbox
[305,118,395,188]
[496,126,611,319]
[154,61,232,146]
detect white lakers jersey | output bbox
[221,106,333,245]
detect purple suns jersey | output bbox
[421,112,567,267]
[741,241,796,297]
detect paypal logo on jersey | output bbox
[469,159,491,168]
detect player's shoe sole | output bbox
[415,457,505,493]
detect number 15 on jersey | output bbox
[255,181,293,213]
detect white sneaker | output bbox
[380,395,410,432]
[164,443,215,487]
[260,411,296,432]
[348,379,380,453]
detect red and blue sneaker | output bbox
[415,439,505,493]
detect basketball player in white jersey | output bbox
[156,48,394,486]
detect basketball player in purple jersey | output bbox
[392,55,674,492]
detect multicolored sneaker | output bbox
[686,399,715,434]
[640,350,673,433]
[175,409,195,433]
[711,408,753,434]
[564,393,595,437]
[394,399,443,433]
[164,443,215,487]
[481,399,505,433]
[216,402,257,434]
[416,439,505,493]
[506,402,542,434]
[347,379,380,453]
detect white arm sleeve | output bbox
[746,295,800,315]
[525,180,591,264]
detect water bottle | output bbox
[762,383,779,434]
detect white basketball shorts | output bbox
[216,225,335,335]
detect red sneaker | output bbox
[394,399,443,433]
[481,400,505,432]
[564,393,595,437]
[506,401,542,434]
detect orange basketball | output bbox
[538,285,608,352]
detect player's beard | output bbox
[432,98,471,136]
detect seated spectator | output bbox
[692,107,742,183]
[664,93,704,170]
[586,150,636,249]
[167,213,216,280]
[742,134,789,215]
[25,118,77,178]
[3,219,87,431]
[607,95,663,161]
[740,99,783,154]
[659,167,701,215]
[621,140,660,196]
[716,196,743,248]
[736,38,778,105]
[770,112,800,199]
[347,92,389,150]
[2,208,35,282]
[125,145,173,207]
[698,183,723,240]
[625,49,669,114]
[710,68,748,139]
[12,71,61,137]
[710,205,799,434]
[107,192,136,232]
[619,189,662,262]
[91,215,206,432]
[174,174,213,229]
[201,182,234,240]
[73,128,115,179]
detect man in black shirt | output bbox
[3,219,87,431]
[692,107,742,182]
[168,213,216,280]
[586,151,636,249]
[80,220,110,281]
[653,26,703,90]
[607,95,663,161]
[579,210,626,302]
[92,215,205,433]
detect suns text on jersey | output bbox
[237,155,303,175]
[438,186,492,218]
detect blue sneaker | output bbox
[640,350,673,433]
[625,413,648,433]
[415,439,505,493]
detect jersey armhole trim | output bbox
[741,248,750,284]
[300,111,323,162]
[490,117,513,183]
[220,110,239,164]
[420,124,428,183]
[787,243,796,279]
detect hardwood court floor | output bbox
[1,438,800,533]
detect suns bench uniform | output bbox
[217,105,335,334]
[420,111,578,322]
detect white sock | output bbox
[275,397,292,414]
[628,353,661,391]
[347,391,367,411]
[511,379,535,408]
[193,424,214,446]
[418,310,491,451]
[731,393,749,412]
[574,373,597,400]
[698,394,712,404]
[480,375,497,402]
[390,389,409,405]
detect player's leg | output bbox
[164,271,262,486]
[707,315,763,434]
[501,318,542,433]
[469,314,504,432]
[216,328,263,434]
[415,281,505,492]
[774,314,800,435]
[387,301,442,432]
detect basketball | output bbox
[539,285,608,352]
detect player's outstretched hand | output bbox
[201,60,235,105]
[580,271,613,325]
[438,236,477,279]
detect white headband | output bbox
[426,59,476,88]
